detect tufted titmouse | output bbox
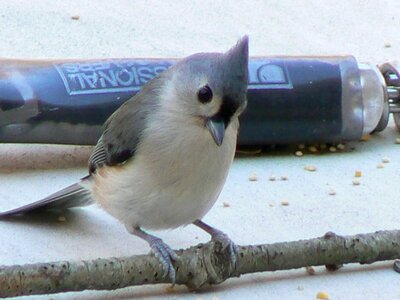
[0,36,249,283]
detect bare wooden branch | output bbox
[1,230,400,297]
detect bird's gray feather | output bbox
[0,71,168,217]
[0,182,92,217]
[88,74,166,173]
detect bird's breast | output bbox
[92,118,238,229]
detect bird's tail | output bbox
[0,179,93,218]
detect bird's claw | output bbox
[211,231,238,267]
[149,237,178,285]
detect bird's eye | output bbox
[197,85,213,103]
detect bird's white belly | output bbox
[91,122,237,230]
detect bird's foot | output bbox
[148,236,178,285]
[129,226,178,285]
[210,229,238,267]
[193,220,238,268]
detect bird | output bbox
[0,36,249,284]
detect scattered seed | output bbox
[384,42,392,48]
[352,179,361,186]
[248,174,258,181]
[268,203,275,207]
[165,286,175,293]
[295,150,304,157]
[329,146,337,152]
[395,138,400,144]
[328,189,336,196]
[361,134,370,141]
[297,285,304,291]
[306,266,315,275]
[304,165,317,172]
[382,157,390,163]
[280,175,288,181]
[354,170,362,177]
[269,175,276,181]
[337,143,345,150]
[298,144,305,149]
[316,291,330,299]
[281,200,290,206]
[309,146,318,153]
[377,163,384,169]
[222,201,230,208]
[71,15,80,20]
[58,216,66,222]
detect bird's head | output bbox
[165,36,249,146]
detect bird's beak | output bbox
[206,116,225,146]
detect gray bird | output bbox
[0,36,249,284]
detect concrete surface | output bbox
[0,1,400,299]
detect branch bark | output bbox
[1,230,400,297]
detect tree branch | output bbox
[1,230,400,297]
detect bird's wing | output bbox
[0,182,92,217]
[0,69,167,217]
[0,85,161,216]
[88,76,164,174]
